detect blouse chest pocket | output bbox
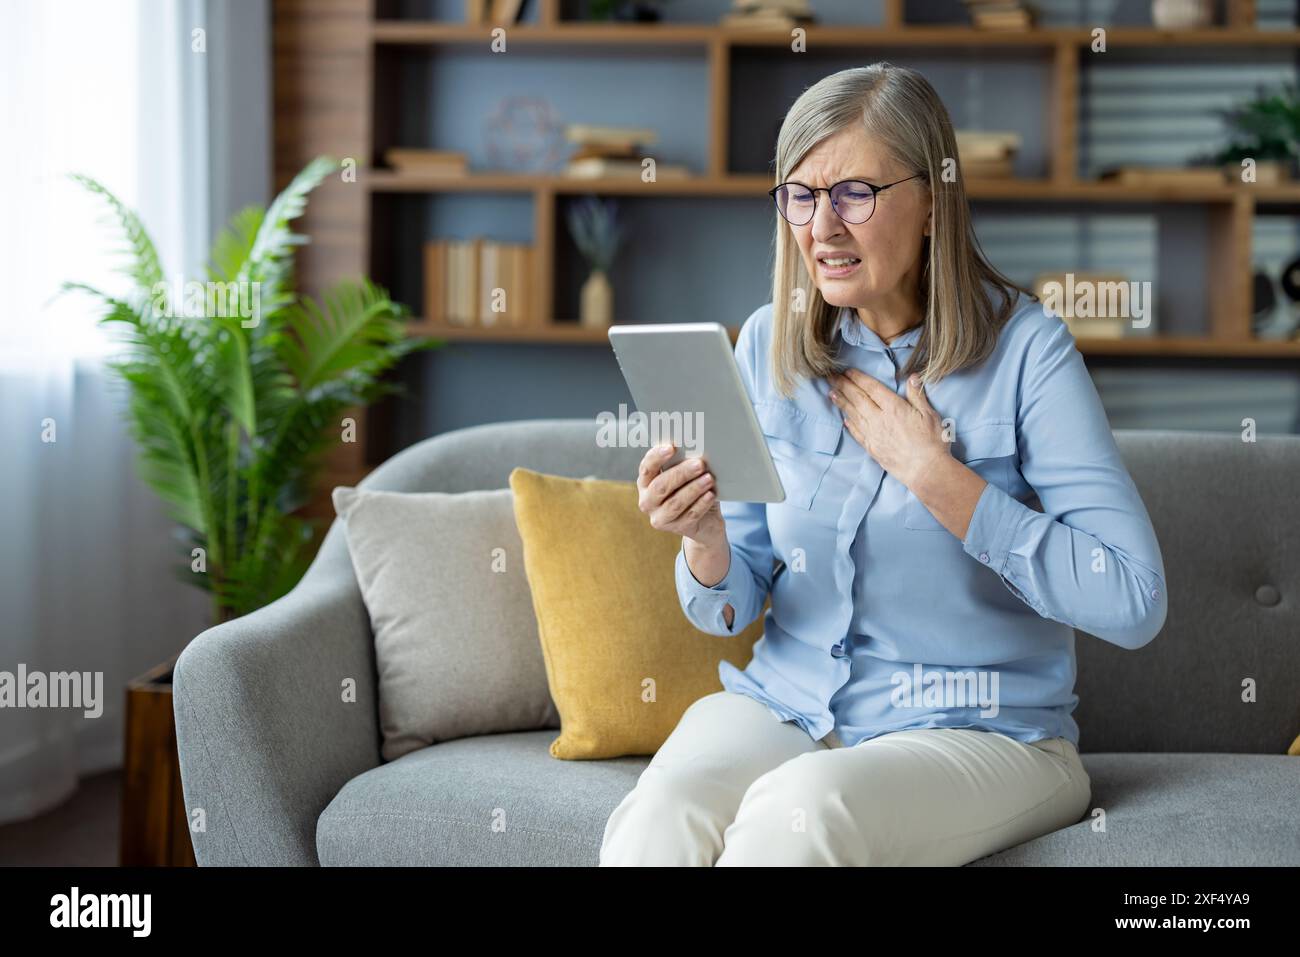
[755,400,842,510]
[904,420,1018,531]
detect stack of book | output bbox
[963,1,1037,30]
[384,148,469,178]
[563,124,689,179]
[955,131,1021,179]
[1032,272,1133,339]
[721,0,815,29]
[1099,166,1228,188]
[465,0,528,24]
[424,237,535,327]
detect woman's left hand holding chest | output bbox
[827,369,947,489]
[827,368,987,540]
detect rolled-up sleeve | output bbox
[676,537,750,635]
[674,311,777,636]
[961,315,1168,649]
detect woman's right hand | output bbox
[636,443,726,548]
[639,443,735,623]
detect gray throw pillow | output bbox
[332,486,560,761]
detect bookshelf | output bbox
[271,0,1300,489]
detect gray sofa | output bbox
[173,420,1300,866]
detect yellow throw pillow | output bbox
[509,467,765,759]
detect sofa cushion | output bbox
[318,740,1300,866]
[969,753,1300,866]
[332,486,559,761]
[317,731,648,866]
[508,467,763,760]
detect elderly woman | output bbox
[599,63,1167,867]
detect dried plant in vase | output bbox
[566,195,624,330]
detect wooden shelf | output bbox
[362,14,1297,357]
[407,321,630,343]
[272,0,1299,533]
[371,21,1300,49]
[405,320,741,344]
[405,320,1300,358]
[1071,337,1300,358]
[366,169,1300,203]
[366,170,769,195]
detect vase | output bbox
[580,269,613,329]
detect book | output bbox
[565,156,690,179]
[569,142,642,162]
[516,245,534,326]
[564,124,660,147]
[423,240,446,325]
[961,156,1016,178]
[384,148,469,177]
[1062,315,1127,338]
[423,238,536,327]
[1033,271,1135,338]
[464,237,482,325]
[508,243,533,326]
[955,130,1021,159]
[731,0,812,13]
[1099,166,1227,188]
[721,12,814,28]
[480,241,499,326]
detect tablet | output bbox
[608,322,785,503]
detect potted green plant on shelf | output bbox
[567,195,624,330]
[64,155,437,864]
[1211,81,1300,185]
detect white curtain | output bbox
[0,0,216,824]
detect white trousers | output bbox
[599,690,1092,866]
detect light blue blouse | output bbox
[674,288,1168,748]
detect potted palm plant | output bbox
[1212,81,1300,184]
[65,156,437,864]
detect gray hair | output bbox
[769,62,1030,396]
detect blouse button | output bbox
[979,551,990,563]
[1255,584,1280,607]
[1150,587,1161,601]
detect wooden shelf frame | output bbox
[370,21,1300,49]
[363,10,1300,359]
[278,0,1300,407]
[268,0,1300,497]
[404,319,1300,357]
[365,169,1300,203]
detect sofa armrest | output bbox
[172,564,380,866]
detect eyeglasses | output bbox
[768,173,924,226]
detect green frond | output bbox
[213,510,316,617]
[244,157,338,315]
[67,156,434,625]
[69,174,167,301]
[278,279,410,392]
[207,206,266,285]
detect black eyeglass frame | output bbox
[768,173,925,226]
